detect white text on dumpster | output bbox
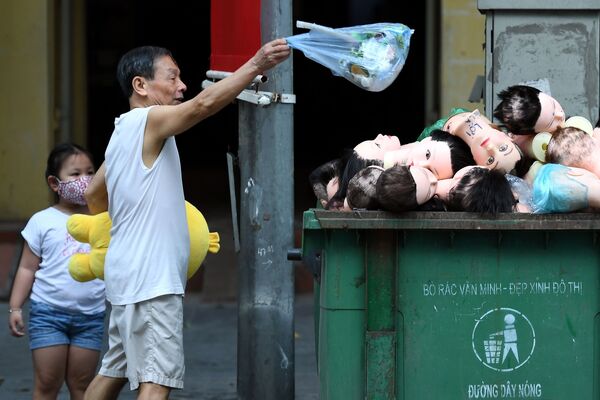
[422,281,582,297]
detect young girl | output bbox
[8,143,106,400]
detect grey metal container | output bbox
[478,0,600,123]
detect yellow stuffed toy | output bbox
[67,201,220,282]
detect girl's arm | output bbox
[8,242,40,337]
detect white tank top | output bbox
[104,107,189,305]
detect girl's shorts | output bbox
[28,300,105,351]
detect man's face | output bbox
[145,55,187,106]
[384,139,454,179]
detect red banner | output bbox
[210,0,261,72]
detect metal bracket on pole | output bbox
[202,70,296,107]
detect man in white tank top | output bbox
[83,41,290,399]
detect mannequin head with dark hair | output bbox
[446,167,515,214]
[493,85,566,135]
[315,132,471,210]
[383,129,475,179]
[330,134,400,209]
[345,166,384,210]
[341,165,519,215]
[376,165,438,212]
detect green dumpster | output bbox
[299,209,600,400]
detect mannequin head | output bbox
[447,167,515,214]
[470,126,523,174]
[417,107,470,142]
[383,129,474,179]
[546,126,600,176]
[309,158,345,207]
[449,110,524,174]
[442,110,492,134]
[327,143,387,209]
[376,165,437,212]
[493,85,565,135]
[313,130,474,210]
[534,93,566,133]
[326,176,339,200]
[353,134,402,160]
[345,166,384,210]
[532,163,599,213]
[410,165,439,205]
[434,165,479,202]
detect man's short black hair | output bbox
[116,46,174,98]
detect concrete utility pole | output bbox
[236,0,295,399]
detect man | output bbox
[84,40,290,400]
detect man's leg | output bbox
[84,374,127,400]
[130,295,185,391]
[138,382,171,400]
[86,304,128,400]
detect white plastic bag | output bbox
[287,21,414,92]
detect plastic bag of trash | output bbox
[287,21,414,92]
[505,173,534,212]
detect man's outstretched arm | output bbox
[146,38,291,141]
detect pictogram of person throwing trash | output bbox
[488,313,519,365]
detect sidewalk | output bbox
[0,293,319,399]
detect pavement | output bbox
[0,293,319,399]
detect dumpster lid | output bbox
[304,209,600,230]
[478,0,600,11]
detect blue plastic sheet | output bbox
[287,22,414,92]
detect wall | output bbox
[0,1,54,219]
[441,0,486,115]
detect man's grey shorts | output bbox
[99,294,185,390]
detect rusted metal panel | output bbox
[479,4,600,123]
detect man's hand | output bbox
[250,38,291,74]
